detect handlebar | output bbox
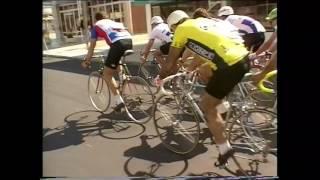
[159,70,197,95]
[258,70,277,93]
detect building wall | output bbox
[131,5,147,34]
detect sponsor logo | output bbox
[187,41,215,61]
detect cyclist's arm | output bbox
[269,40,277,53]
[84,39,97,62]
[255,31,277,55]
[159,25,187,79]
[252,50,277,84]
[84,27,98,62]
[159,46,183,79]
[141,39,155,59]
[261,50,277,74]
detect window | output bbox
[113,4,119,12]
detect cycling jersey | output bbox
[171,17,249,70]
[149,23,172,44]
[91,19,131,45]
[225,15,266,35]
[208,18,244,43]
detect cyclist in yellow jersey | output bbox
[158,10,250,166]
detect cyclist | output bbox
[140,16,173,66]
[157,10,250,165]
[251,8,277,84]
[81,12,133,109]
[217,6,266,52]
[181,8,244,77]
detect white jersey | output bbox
[91,19,131,45]
[204,18,244,43]
[149,23,172,44]
[225,15,266,35]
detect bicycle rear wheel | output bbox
[153,95,200,154]
[88,71,111,112]
[138,61,160,94]
[121,76,154,124]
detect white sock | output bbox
[217,141,232,155]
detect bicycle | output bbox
[152,70,248,175]
[87,50,154,124]
[138,49,165,94]
[225,70,277,162]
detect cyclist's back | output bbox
[172,17,248,70]
[150,22,172,45]
[218,6,266,52]
[225,15,265,35]
[92,19,131,45]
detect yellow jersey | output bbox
[171,18,249,70]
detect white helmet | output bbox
[218,6,234,17]
[167,10,189,29]
[151,16,164,25]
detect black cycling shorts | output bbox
[104,39,133,69]
[159,42,171,55]
[242,32,265,52]
[205,56,250,99]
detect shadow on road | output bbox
[43,58,142,76]
[123,134,208,177]
[43,110,146,152]
[224,159,262,176]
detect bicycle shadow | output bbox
[43,110,145,152]
[43,58,142,77]
[224,159,262,176]
[123,134,208,177]
[98,104,154,123]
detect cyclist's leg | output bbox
[201,56,250,164]
[103,39,132,106]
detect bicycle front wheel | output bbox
[153,95,200,154]
[121,76,154,124]
[240,109,277,153]
[88,71,111,112]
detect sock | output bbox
[217,141,232,155]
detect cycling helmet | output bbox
[167,10,189,29]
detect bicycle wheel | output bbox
[138,61,160,94]
[153,94,200,154]
[121,76,154,124]
[88,71,111,112]
[240,109,277,153]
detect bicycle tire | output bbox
[153,94,200,154]
[121,76,154,124]
[138,61,160,94]
[240,109,277,152]
[88,71,111,112]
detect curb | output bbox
[43,54,84,60]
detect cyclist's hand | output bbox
[81,60,91,69]
[154,75,163,87]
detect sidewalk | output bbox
[43,33,149,59]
